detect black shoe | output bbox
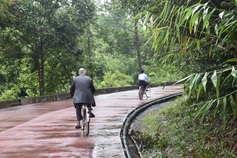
[75,124,81,129]
[88,111,95,118]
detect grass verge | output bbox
[134,97,237,158]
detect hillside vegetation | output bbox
[138,97,237,157]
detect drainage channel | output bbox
[120,92,183,158]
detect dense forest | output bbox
[1,0,237,156]
[0,0,182,101]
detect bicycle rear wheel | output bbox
[138,86,144,100]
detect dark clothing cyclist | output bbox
[70,68,96,129]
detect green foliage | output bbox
[146,59,185,85]
[120,0,148,16]
[141,0,237,125]
[98,71,133,88]
[138,98,237,157]
[143,0,237,63]
[91,51,138,88]
[0,0,11,21]
[17,58,39,96]
[91,1,147,84]
[0,85,20,100]
[177,66,237,123]
[93,11,135,57]
[0,0,96,97]
[0,0,179,101]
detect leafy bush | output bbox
[98,71,134,88]
[144,63,185,85]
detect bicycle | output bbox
[80,104,90,136]
[138,85,150,100]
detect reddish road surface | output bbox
[0,85,182,158]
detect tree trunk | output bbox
[134,20,142,72]
[87,24,93,78]
[37,44,45,96]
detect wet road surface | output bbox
[0,85,182,158]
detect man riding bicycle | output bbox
[138,69,149,89]
[70,68,96,129]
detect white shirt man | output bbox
[138,73,149,82]
[138,69,149,89]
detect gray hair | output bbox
[79,68,86,75]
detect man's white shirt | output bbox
[138,73,148,82]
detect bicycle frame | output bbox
[138,86,145,100]
[81,104,90,136]
[138,85,150,100]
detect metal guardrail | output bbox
[120,92,183,158]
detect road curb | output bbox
[120,92,183,158]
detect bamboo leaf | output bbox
[216,72,221,98]
[230,95,235,105]
[192,4,201,15]
[189,75,196,95]
[208,45,212,56]
[164,27,170,44]
[231,66,237,78]
[214,24,219,36]
[192,12,200,33]
[219,22,236,38]
[196,101,209,121]
[230,95,237,116]
[162,1,172,22]
[175,74,193,84]
[181,8,192,24]
[159,1,168,18]
[226,58,237,63]
[222,97,227,122]
[197,83,203,100]
[235,92,237,116]
[211,70,220,98]
[189,11,200,34]
[214,99,220,118]
[211,71,217,88]
[196,39,200,51]
[219,11,224,19]
[202,7,209,20]
[202,2,208,10]
[201,72,208,93]
[189,74,201,96]
[184,37,190,51]
[202,10,215,32]
[231,77,237,87]
[222,73,232,88]
[198,100,215,123]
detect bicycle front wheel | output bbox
[83,121,90,136]
[82,108,90,136]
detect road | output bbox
[0,85,182,158]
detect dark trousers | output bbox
[139,80,148,89]
[74,103,92,122]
